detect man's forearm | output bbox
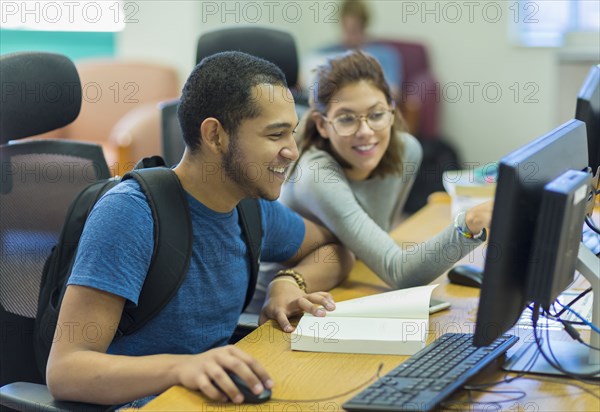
[47,350,183,405]
[290,243,354,292]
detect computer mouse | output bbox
[225,372,272,404]
[447,265,484,288]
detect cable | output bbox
[462,351,542,390]
[576,339,600,351]
[547,287,591,318]
[555,301,600,334]
[270,363,383,403]
[585,215,600,235]
[440,388,527,410]
[439,340,544,410]
[466,388,526,404]
[532,303,600,380]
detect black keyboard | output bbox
[343,333,518,412]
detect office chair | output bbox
[158,99,184,167]
[0,52,112,411]
[196,26,309,111]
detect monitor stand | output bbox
[503,243,599,377]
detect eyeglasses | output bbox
[321,109,394,137]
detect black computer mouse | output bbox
[447,265,484,288]
[226,372,272,404]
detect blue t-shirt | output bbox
[68,180,305,356]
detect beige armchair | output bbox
[37,59,180,175]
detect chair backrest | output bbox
[159,99,185,167]
[0,52,82,143]
[196,27,299,89]
[0,52,110,386]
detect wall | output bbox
[0,30,115,60]
[116,0,599,166]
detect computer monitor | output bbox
[473,119,599,377]
[575,65,600,175]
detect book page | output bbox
[317,284,438,320]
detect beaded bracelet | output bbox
[270,277,301,288]
[454,211,487,240]
[273,269,307,293]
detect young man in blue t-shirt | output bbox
[46,52,353,406]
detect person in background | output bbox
[249,50,491,312]
[46,51,353,408]
[301,0,403,98]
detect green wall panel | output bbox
[0,30,115,61]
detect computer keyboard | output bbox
[343,333,518,412]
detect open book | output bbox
[291,285,438,355]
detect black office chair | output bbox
[196,26,309,111]
[0,52,112,412]
[158,99,184,167]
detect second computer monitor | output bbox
[473,119,589,347]
[575,65,600,174]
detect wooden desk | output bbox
[141,194,599,411]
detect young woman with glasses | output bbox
[249,50,492,313]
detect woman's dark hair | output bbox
[178,51,288,152]
[300,50,406,179]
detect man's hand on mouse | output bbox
[175,345,272,404]
[260,280,336,332]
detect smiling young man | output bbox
[46,52,353,407]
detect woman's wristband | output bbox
[455,211,487,240]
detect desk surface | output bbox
[141,194,599,411]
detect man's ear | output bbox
[199,118,229,154]
[311,111,330,140]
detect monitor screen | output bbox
[473,119,589,347]
[575,65,600,174]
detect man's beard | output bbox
[222,136,277,201]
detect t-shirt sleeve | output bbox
[259,199,305,263]
[67,184,154,306]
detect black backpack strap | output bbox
[118,168,192,335]
[237,199,262,311]
[133,155,167,170]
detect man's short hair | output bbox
[178,51,288,151]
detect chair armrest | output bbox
[0,382,116,412]
[109,103,162,176]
